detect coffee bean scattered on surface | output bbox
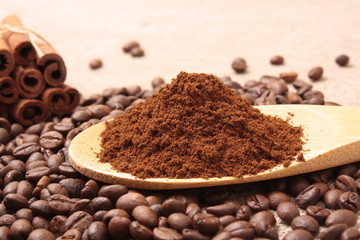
[231,57,247,73]
[270,55,284,65]
[122,41,145,57]
[89,59,103,70]
[308,66,324,81]
[0,69,358,239]
[335,54,350,66]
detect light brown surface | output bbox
[1,0,360,106]
[69,105,360,189]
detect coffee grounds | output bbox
[100,72,304,179]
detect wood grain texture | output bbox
[68,105,360,189]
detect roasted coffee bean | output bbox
[0,204,6,216]
[0,214,16,227]
[231,57,247,73]
[102,208,129,224]
[49,194,74,215]
[224,220,255,239]
[267,191,289,209]
[182,228,210,240]
[3,181,19,196]
[49,174,67,183]
[336,163,358,177]
[89,104,111,119]
[291,215,319,235]
[167,212,191,232]
[89,59,103,69]
[3,193,29,210]
[158,216,168,228]
[323,189,342,209]
[319,223,348,240]
[131,205,158,228]
[15,133,39,145]
[40,122,55,135]
[126,85,142,96]
[47,183,69,196]
[30,200,51,217]
[40,188,51,200]
[15,208,33,221]
[335,175,356,192]
[0,128,10,144]
[26,160,47,172]
[161,197,187,216]
[149,204,162,217]
[186,202,201,218]
[93,210,107,221]
[340,227,360,240]
[219,215,236,227]
[287,176,309,196]
[106,95,131,109]
[279,71,297,83]
[146,194,165,206]
[69,199,95,215]
[65,211,93,233]
[204,202,236,217]
[4,170,23,185]
[305,205,330,225]
[50,215,67,237]
[312,182,330,197]
[129,221,153,240]
[10,123,24,138]
[71,110,91,123]
[325,209,357,227]
[39,131,65,150]
[276,201,299,224]
[26,166,51,182]
[249,211,276,227]
[254,219,278,239]
[246,193,270,212]
[235,205,251,221]
[123,41,140,52]
[87,221,108,240]
[53,119,75,135]
[192,213,220,234]
[130,46,144,57]
[338,191,360,212]
[32,216,50,229]
[91,197,113,211]
[0,118,10,132]
[295,184,321,208]
[153,227,182,240]
[0,226,9,239]
[283,229,313,240]
[59,178,85,198]
[107,216,131,239]
[270,55,284,65]
[28,228,55,240]
[58,162,78,178]
[13,142,40,159]
[58,229,82,240]
[212,231,232,240]
[335,54,350,66]
[98,184,128,203]
[81,180,99,199]
[308,66,323,81]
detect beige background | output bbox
[1,0,359,106]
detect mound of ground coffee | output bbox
[100,72,304,179]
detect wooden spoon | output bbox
[68,105,360,190]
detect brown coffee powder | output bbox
[100,72,304,179]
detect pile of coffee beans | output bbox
[0,75,358,240]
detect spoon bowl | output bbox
[68,105,360,189]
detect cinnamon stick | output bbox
[42,88,70,115]
[0,103,8,118]
[10,99,48,126]
[64,85,80,113]
[0,76,19,104]
[0,38,15,77]
[35,41,67,87]
[2,15,36,66]
[14,65,45,98]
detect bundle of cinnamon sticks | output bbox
[0,15,80,125]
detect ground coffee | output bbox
[100,72,304,179]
